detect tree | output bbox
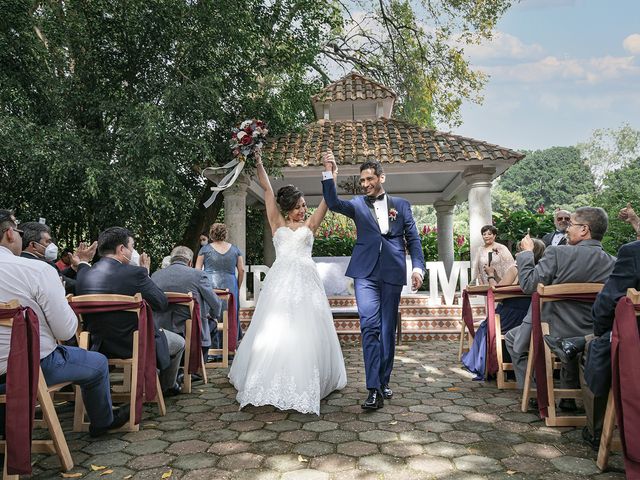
[498,147,597,212]
[0,0,515,264]
[324,0,515,127]
[578,123,640,188]
[595,158,640,255]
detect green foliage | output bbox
[0,0,514,263]
[313,212,357,257]
[578,123,640,188]
[595,158,640,255]
[492,208,554,253]
[498,147,597,212]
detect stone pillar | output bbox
[263,212,276,267]
[463,167,495,268]
[434,200,456,277]
[223,175,249,257]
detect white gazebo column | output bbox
[463,167,496,268]
[434,200,456,277]
[223,175,250,257]
[263,212,276,267]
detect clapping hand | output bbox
[483,265,496,277]
[519,233,534,252]
[140,253,151,272]
[71,241,97,267]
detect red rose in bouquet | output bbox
[230,119,268,171]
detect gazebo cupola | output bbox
[311,72,396,121]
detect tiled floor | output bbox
[31,341,626,479]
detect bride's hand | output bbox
[255,146,263,166]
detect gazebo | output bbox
[221,72,524,274]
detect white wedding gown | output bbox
[228,226,347,415]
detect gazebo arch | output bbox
[222,72,524,276]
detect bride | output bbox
[228,151,347,415]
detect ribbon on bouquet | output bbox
[202,158,246,208]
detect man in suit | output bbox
[322,153,425,410]
[20,221,78,294]
[151,246,222,361]
[541,209,571,247]
[76,227,185,395]
[505,207,615,400]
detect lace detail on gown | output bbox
[228,226,347,415]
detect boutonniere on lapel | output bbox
[389,208,398,222]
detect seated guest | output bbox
[462,239,545,379]
[75,227,185,396]
[20,221,78,294]
[485,238,547,332]
[55,247,73,272]
[542,209,571,247]
[580,233,640,448]
[471,225,515,285]
[504,207,616,403]
[0,210,128,437]
[151,246,222,361]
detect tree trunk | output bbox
[180,184,223,255]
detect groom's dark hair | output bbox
[360,160,384,177]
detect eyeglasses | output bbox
[568,222,589,229]
[0,226,23,237]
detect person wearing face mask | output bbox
[20,222,79,294]
[76,227,185,396]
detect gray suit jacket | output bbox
[151,262,222,347]
[510,239,615,354]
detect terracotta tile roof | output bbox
[312,72,396,103]
[262,119,525,167]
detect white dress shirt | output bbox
[0,246,78,374]
[551,232,566,246]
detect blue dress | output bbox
[462,297,531,380]
[199,243,243,341]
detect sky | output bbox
[447,0,640,151]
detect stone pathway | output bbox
[32,341,626,479]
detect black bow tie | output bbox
[366,193,385,204]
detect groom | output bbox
[321,152,425,409]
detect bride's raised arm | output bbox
[255,149,285,233]
[306,166,337,233]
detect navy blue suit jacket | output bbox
[592,240,640,336]
[76,257,169,359]
[322,179,424,286]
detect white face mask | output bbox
[44,242,58,262]
[200,240,208,246]
[129,248,140,266]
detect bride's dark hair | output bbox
[276,185,304,213]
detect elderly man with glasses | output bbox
[0,209,130,437]
[504,207,616,408]
[542,209,571,247]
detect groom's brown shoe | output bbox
[381,384,393,399]
[361,389,384,410]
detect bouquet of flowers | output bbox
[230,119,268,170]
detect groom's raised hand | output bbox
[322,151,337,173]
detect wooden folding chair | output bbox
[521,283,603,427]
[493,286,531,390]
[458,285,490,360]
[595,288,640,470]
[0,300,73,479]
[204,289,230,369]
[164,292,208,393]
[68,294,165,433]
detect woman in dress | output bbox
[228,151,347,415]
[195,223,245,344]
[471,225,515,285]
